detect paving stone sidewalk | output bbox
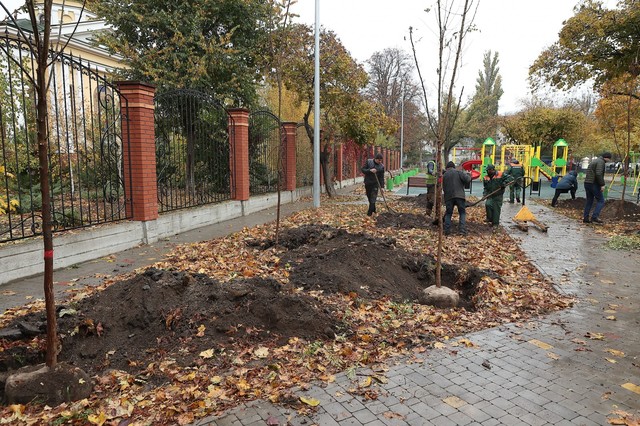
[197,202,640,426]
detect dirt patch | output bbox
[376,212,431,229]
[555,197,640,222]
[1,271,339,376]
[280,225,486,305]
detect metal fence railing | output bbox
[0,36,131,243]
[154,89,232,213]
[248,110,281,195]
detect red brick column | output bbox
[336,143,344,182]
[117,81,158,222]
[282,122,297,191]
[228,109,250,201]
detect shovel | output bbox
[375,172,396,213]
[465,179,517,208]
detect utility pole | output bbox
[313,0,320,208]
[400,82,404,169]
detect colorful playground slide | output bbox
[461,159,482,180]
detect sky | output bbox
[1,0,616,114]
[289,0,617,114]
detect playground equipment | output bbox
[453,146,483,180]
[606,151,640,199]
[499,139,570,194]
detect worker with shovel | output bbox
[361,153,385,217]
[483,164,513,227]
[443,161,471,235]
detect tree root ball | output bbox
[4,363,92,405]
[422,285,460,308]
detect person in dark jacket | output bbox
[583,152,612,224]
[504,159,525,203]
[551,170,578,207]
[442,161,472,235]
[483,164,513,226]
[361,153,385,216]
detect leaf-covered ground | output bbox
[0,195,573,425]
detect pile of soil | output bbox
[375,212,431,229]
[0,226,490,381]
[555,197,640,222]
[2,271,339,376]
[279,225,485,304]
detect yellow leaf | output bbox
[210,376,222,385]
[547,352,560,360]
[606,358,617,364]
[87,412,107,426]
[585,332,605,340]
[605,316,617,321]
[300,396,320,407]
[199,349,215,359]
[529,339,553,350]
[196,324,206,337]
[605,349,625,357]
[359,376,372,388]
[622,383,640,395]
[443,396,466,408]
[433,342,446,349]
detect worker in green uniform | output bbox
[483,164,513,227]
[504,159,524,203]
[425,158,437,215]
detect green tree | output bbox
[94,0,277,106]
[464,50,503,144]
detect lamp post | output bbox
[400,82,404,169]
[313,0,320,208]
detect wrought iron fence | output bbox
[248,110,281,195]
[296,124,313,188]
[155,89,232,212]
[0,35,131,243]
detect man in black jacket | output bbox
[361,153,385,216]
[442,161,472,235]
[583,152,611,224]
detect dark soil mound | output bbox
[556,197,640,221]
[1,270,339,376]
[376,212,431,229]
[280,225,485,305]
[399,193,430,208]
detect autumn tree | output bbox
[410,0,477,291]
[501,105,598,157]
[530,0,640,199]
[280,24,394,195]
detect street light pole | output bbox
[313,0,320,208]
[400,82,404,169]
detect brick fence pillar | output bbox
[228,108,250,201]
[116,81,158,222]
[336,143,344,182]
[282,122,297,191]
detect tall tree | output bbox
[530,0,640,95]
[464,50,503,145]
[366,48,426,166]
[280,24,394,195]
[410,0,477,289]
[95,0,277,106]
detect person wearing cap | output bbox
[504,159,524,203]
[551,170,578,207]
[361,153,385,217]
[583,152,612,224]
[483,164,513,227]
[442,161,471,235]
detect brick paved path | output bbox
[197,202,640,426]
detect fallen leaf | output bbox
[585,332,605,340]
[605,316,617,321]
[606,358,617,364]
[529,339,553,350]
[382,411,405,420]
[359,376,372,388]
[300,396,320,407]
[621,383,640,395]
[605,349,625,357]
[199,349,215,359]
[443,396,466,408]
[547,352,560,360]
[254,347,269,359]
